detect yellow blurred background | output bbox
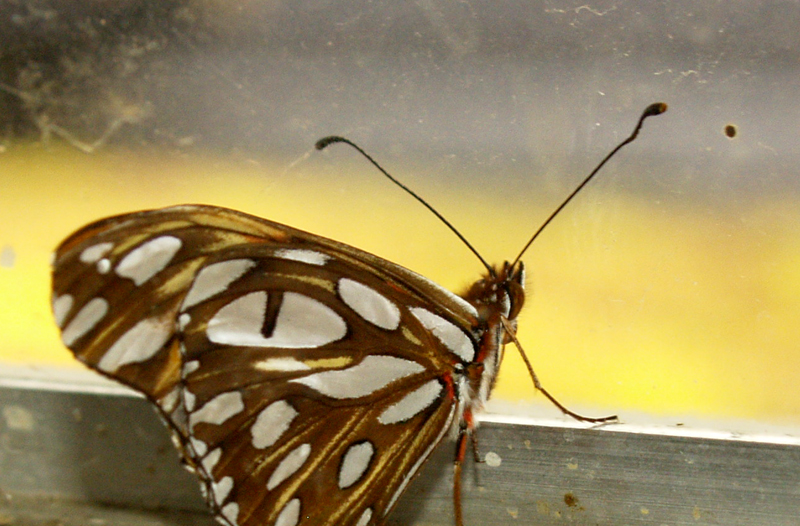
[2,141,799,427]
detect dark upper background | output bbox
[2,0,798,195]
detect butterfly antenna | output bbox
[510,102,667,269]
[316,136,495,276]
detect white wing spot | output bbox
[178,313,191,331]
[274,248,329,266]
[267,443,311,491]
[338,441,375,489]
[79,242,113,263]
[291,355,424,399]
[157,386,180,414]
[213,475,233,505]
[184,389,196,412]
[378,380,443,425]
[115,235,182,286]
[183,359,200,376]
[190,437,208,457]
[52,294,73,328]
[356,508,373,526]
[207,291,346,348]
[251,400,298,449]
[181,259,255,310]
[98,315,173,373]
[190,391,245,429]
[221,502,239,526]
[338,278,400,330]
[275,498,301,526]
[61,297,109,346]
[410,307,474,362]
[202,447,222,474]
[96,258,111,274]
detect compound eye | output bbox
[506,279,526,321]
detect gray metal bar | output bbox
[1,375,799,525]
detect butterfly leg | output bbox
[469,433,483,464]
[453,406,479,526]
[453,424,469,526]
[499,317,618,424]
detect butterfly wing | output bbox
[52,205,482,526]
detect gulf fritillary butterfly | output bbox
[51,103,666,526]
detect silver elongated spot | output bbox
[356,508,373,526]
[385,402,457,516]
[410,307,474,362]
[97,315,173,373]
[207,291,346,349]
[79,242,113,263]
[275,498,301,526]
[378,380,443,425]
[413,272,479,319]
[338,441,375,489]
[251,400,298,449]
[290,355,425,399]
[115,235,182,286]
[338,278,401,330]
[190,391,245,429]
[181,259,255,310]
[52,294,73,328]
[274,248,329,266]
[267,443,311,491]
[61,297,109,346]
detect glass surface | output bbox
[2,1,798,431]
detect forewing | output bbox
[52,205,479,526]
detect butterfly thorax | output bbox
[458,261,526,422]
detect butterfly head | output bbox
[462,261,526,328]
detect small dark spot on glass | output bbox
[564,492,579,507]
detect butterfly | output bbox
[51,103,666,526]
